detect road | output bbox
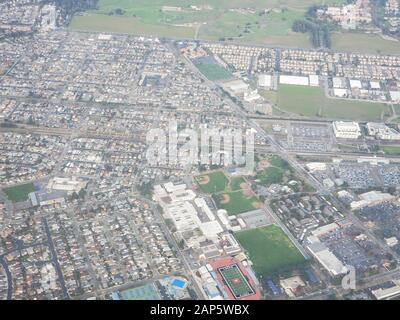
[42,218,70,299]
[0,255,13,300]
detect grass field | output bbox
[256,166,284,186]
[382,146,400,155]
[235,224,305,277]
[218,264,254,298]
[213,190,260,215]
[256,155,291,186]
[70,0,346,48]
[332,32,400,55]
[262,85,391,121]
[230,176,246,191]
[70,13,196,38]
[195,63,232,81]
[195,171,229,193]
[3,182,35,202]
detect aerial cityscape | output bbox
[2,0,400,303]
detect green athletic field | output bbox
[218,264,254,298]
[195,63,232,81]
[213,190,260,215]
[195,171,229,193]
[235,225,305,277]
[3,182,35,202]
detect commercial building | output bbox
[333,121,361,139]
[366,122,400,140]
[279,75,309,86]
[307,241,348,277]
[350,190,395,210]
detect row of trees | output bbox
[292,4,334,49]
[292,19,332,48]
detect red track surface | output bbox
[209,256,261,300]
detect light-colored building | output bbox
[372,283,400,300]
[279,75,309,86]
[333,121,361,139]
[350,190,395,210]
[258,74,272,88]
[307,241,348,277]
[366,122,400,140]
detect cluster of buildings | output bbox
[153,182,245,254]
[384,0,400,34]
[306,220,390,278]
[271,194,343,242]
[0,0,60,37]
[318,0,372,30]
[186,41,400,105]
[0,133,65,185]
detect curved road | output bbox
[0,256,13,300]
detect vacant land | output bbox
[382,146,400,155]
[3,182,35,202]
[235,224,305,277]
[213,190,260,215]
[70,13,196,38]
[332,32,400,55]
[195,63,232,81]
[195,171,229,193]
[262,85,391,121]
[70,0,346,48]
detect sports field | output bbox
[3,182,35,202]
[70,0,346,48]
[230,176,246,191]
[218,264,255,299]
[112,283,161,300]
[195,63,232,81]
[213,190,261,215]
[235,224,305,277]
[195,171,229,193]
[262,85,391,121]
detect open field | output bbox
[3,182,35,202]
[195,63,232,81]
[70,13,196,38]
[195,171,229,193]
[382,146,400,155]
[213,190,261,215]
[332,32,400,55]
[70,0,346,48]
[235,224,306,277]
[261,85,391,121]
